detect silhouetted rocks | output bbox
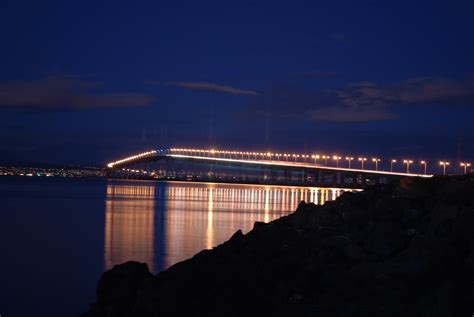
[86,262,152,317]
[84,175,474,317]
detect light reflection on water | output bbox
[104,187,155,272]
[104,181,358,272]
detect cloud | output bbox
[395,77,474,106]
[289,71,338,78]
[308,106,398,122]
[0,76,156,110]
[338,77,474,108]
[249,76,474,123]
[346,81,377,88]
[165,81,259,96]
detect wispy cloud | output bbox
[249,76,474,123]
[337,77,474,108]
[307,106,398,122]
[0,76,156,110]
[165,81,259,96]
[289,71,338,78]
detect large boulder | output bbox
[83,261,152,317]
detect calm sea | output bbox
[0,177,353,316]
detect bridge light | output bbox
[420,160,428,174]
[390,159,397,172]
[358,157,367,170]
[372,158,381,171]
[345,156,354,168]
[460,162,471,175]
[320,155,329,166]
[403,160,413,174]
[439,161,450,175]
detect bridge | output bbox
[105,148,432,188]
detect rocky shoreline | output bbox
[84,175,474,316]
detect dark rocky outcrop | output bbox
[86,261,153,317]
[84,175,474,317]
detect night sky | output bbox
[1,1,473,168]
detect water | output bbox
[0,177,354,316]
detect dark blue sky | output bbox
[1,0,473,169]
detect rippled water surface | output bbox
[0,177,355,316]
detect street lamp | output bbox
[390,159,397,172]
[322,155,329,166]
[333,156,342,167]
[439,161,450,175]
[312,154,320,164]
[345,156,354,168]
[460,162,471,175]
[420,160,427,175]
[403,159,413,173]
[358,157,367,170]
[372,158,381,171]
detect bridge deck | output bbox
[166,154,432,178]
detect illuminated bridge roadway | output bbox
[106,148,433,188]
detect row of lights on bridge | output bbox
[106,148,472,175]
[168,148,471,175]
[107,150,157,168]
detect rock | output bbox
[364,223,410,258]
[83,261,152,316]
